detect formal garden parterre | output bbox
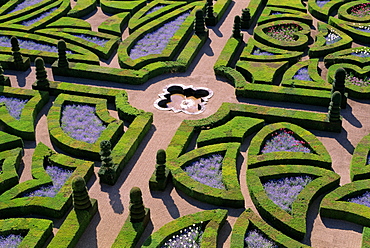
[0,0,370,247]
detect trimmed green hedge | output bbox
[240,38,303,63]
[35,28,120,60]
[320,179,370,227]
[329,17,370,42]
[214,37,244,68]
[111,208,150,248]
[258,6,312,25]
[100,111,153,185]
[307,0,351,22]
[350,132,370,181]
[0,30,99,64]
[0,130,23,151]
[67,0,97,18]
[128,1,187,33]
[363,227,370,248]
[248,164,340,240]
[309,22,352,58]
[247,122,332,169]
[0,142,94,218]
[0,148,22,195]
[215,36,334,107]
[168,142,244,207]
[52,28,207,85]
[48,93,124,160]
[100,0,146,15]
[165,105,340,207]
[47,199,98,248]
[229,101,341,132]
[142,209,227,247]
[0,0,70,32]
[197,116,264,147]
[253,20,310,51]
[0,53,30,71]
[281,59,331,90]
[118,3,201,70]
[0,86,49,140]
[32,79,153,185]
[327,63,370,99]
[33,80,122,103]
[98,12,130,36]
[236,60,289,84]
[46,17,92,30]
[0,218,53,248]
[324,46,370,67]
[266,0,306,11]
[230,209,310,248]
[246,0,268,29]
[338,0,370,23]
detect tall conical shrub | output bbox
[233,15,242,38]
[35,57,49,88]
[129,187,145,223]
[328,91,341,122]
[57,40,69,68]
[241,8,251,29]
[11,36,23,66]
[195,10,207,35]
[72,176,92,210]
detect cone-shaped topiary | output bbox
[72,176,92,210]
[241,8,251,29]
[328,91,341,122]
[331,67,347,109]
[100,140,113,168]
[195,10,207,35]
[233,15,242,38]
[0,65,6,85]
[57,40,69,68]
[11,36,23,65]
[331,68,346,95]
[35,57,49,88]
[129,187,146,223]
[205,0,216,26]
[155,149,166,182]
[206,0,214,18]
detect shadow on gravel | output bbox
[76,211,101,248]
[5,68,31,87]
[342,104,362,128]
[150,182,180,219]
[99,125,155,213]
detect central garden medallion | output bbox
[154,84,213,114]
